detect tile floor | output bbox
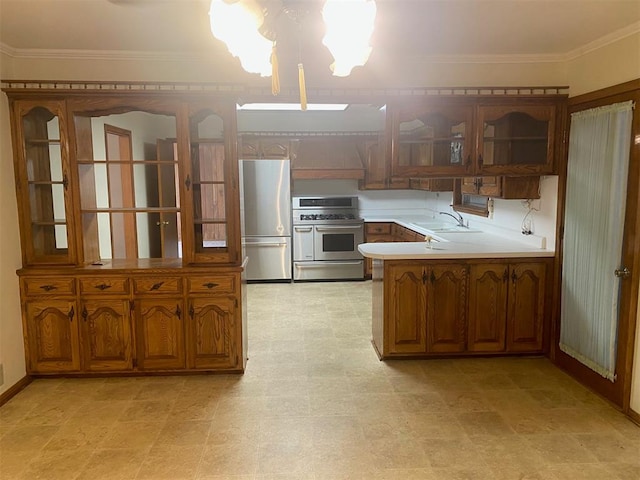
[1,281,639,480]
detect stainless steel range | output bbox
[292,196,364,281]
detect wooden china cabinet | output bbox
[6,87,247,376]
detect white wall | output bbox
[0,54,27,395]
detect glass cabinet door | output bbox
[182,104,240,264]
[391,102,474,177]
[477,104,556,175]
[15,101,77,265]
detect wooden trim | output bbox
[568,79,640,105]
[628,408,640,426]
[291,169,365,180]
[0,375,32,407]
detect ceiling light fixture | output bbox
[209,0,377,110]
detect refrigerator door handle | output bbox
[242,241,289,247]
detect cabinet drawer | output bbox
[133,277,182,294]
[79,277,129,295]
[187,275,237,294]
[366,223,392,235]
[23,277,76,296]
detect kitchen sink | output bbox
[412,222,482,233]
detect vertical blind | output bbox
[560,101,634,381]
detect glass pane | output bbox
[110,212,137,259]
[399,113,466,167]
[136,212,161,259]
[483,112,548,166]
[193,143,225,182]
[133,164,159,208]
[96,212,112,259]
[32,224,68,256]
[196,223,227,252]
[194,184,226,222]
[28,184,66,223]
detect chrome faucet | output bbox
[439,211,466,228]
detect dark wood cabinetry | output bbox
[8,92,246,376]
[239,136,290,159]
[373,258,550,358]
[390,97,564,178]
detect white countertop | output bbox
[359,216,555,260]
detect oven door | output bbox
[313,224,364,261]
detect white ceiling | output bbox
[1,0,639,74]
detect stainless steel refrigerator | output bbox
[239,159,292,281]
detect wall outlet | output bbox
[0,364,4,387]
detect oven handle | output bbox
[242,241,288,247]
[315,225,363,232]
[293,226,313,232]
[295,261,363,268]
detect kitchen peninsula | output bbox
[359,224,554,360]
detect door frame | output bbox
[551,79,640,412]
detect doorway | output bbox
[554,80,640,413]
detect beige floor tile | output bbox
[309,393,358,416]
[197,442,259,477]
[256,441,315,476]
[43,422,111,451]
[75,448,146,480]
[258,416,314,444]
[522,434,599,464]
[545,463,622,479]
[368,437,430,469]
[430,466,498,480]
[404,411,467,439]
[311,415,364,445]
[420,436,488,469]
[206,416,261,445]
[573,432,640,464]
[17,448,92,480]
[100,421,163,450]
[154,420,211,446]
[118,400,175,423]
[0,449,35,479]
[135,444,203,480]
[456,411,515,436]
[0,425,59,452]
[66,400,133,426]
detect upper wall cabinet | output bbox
[389,97,563,177]
[10,100,78,265]
[181,101,240,265]
[390,100,475,178]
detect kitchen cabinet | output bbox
[358,136,411,190]
[135,297,186,370]
[11,100,78,266]
[390,97,564,178]
[372,258,550,358]
[409,178,454,192]
[385,262,467,354]
[239,136,290,159]
[460,176,540,199]
[290,136,365,179]
[364,222,395,278]
[188,297,238,369]
[80,298,133,371]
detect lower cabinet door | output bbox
[188,297,238,369]
[25,299,80,373]
[135,298,186,370]
[386,263,427,354]
[80,299,133,371]
[427,264,467,353]
[507,263,546,352]
[468,264,508,352]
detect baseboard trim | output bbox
[0,375,32,407]
[628,408,640,426]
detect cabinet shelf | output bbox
[80,207,180,214]
[26,138,61,145]
[76,159,177,165]
[28,180,65,185]
[32,218,68,226]
[399,137,465,144]
[194,218,226,224]
[483,137,547,142]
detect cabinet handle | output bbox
[95,283,111,291]
[82,307,88,322]
[189,305,194,319]
[150,282,164,291]
[422,270,427,284]
[62,173,68,190]
[130,300,134,312]
[175,305,182,319]
[184,174,191,191]
[503,269,509,282]
[511,270,517,284]
[68,306,75,322]
[478,155,484,168]
[430,271,436,283]
[203,282,219,289]
[40,284,58,292]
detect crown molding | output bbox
[402,53,567,65]
[564,20,640,61]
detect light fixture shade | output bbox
[209,0,272,76]
[322,0,377,77]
